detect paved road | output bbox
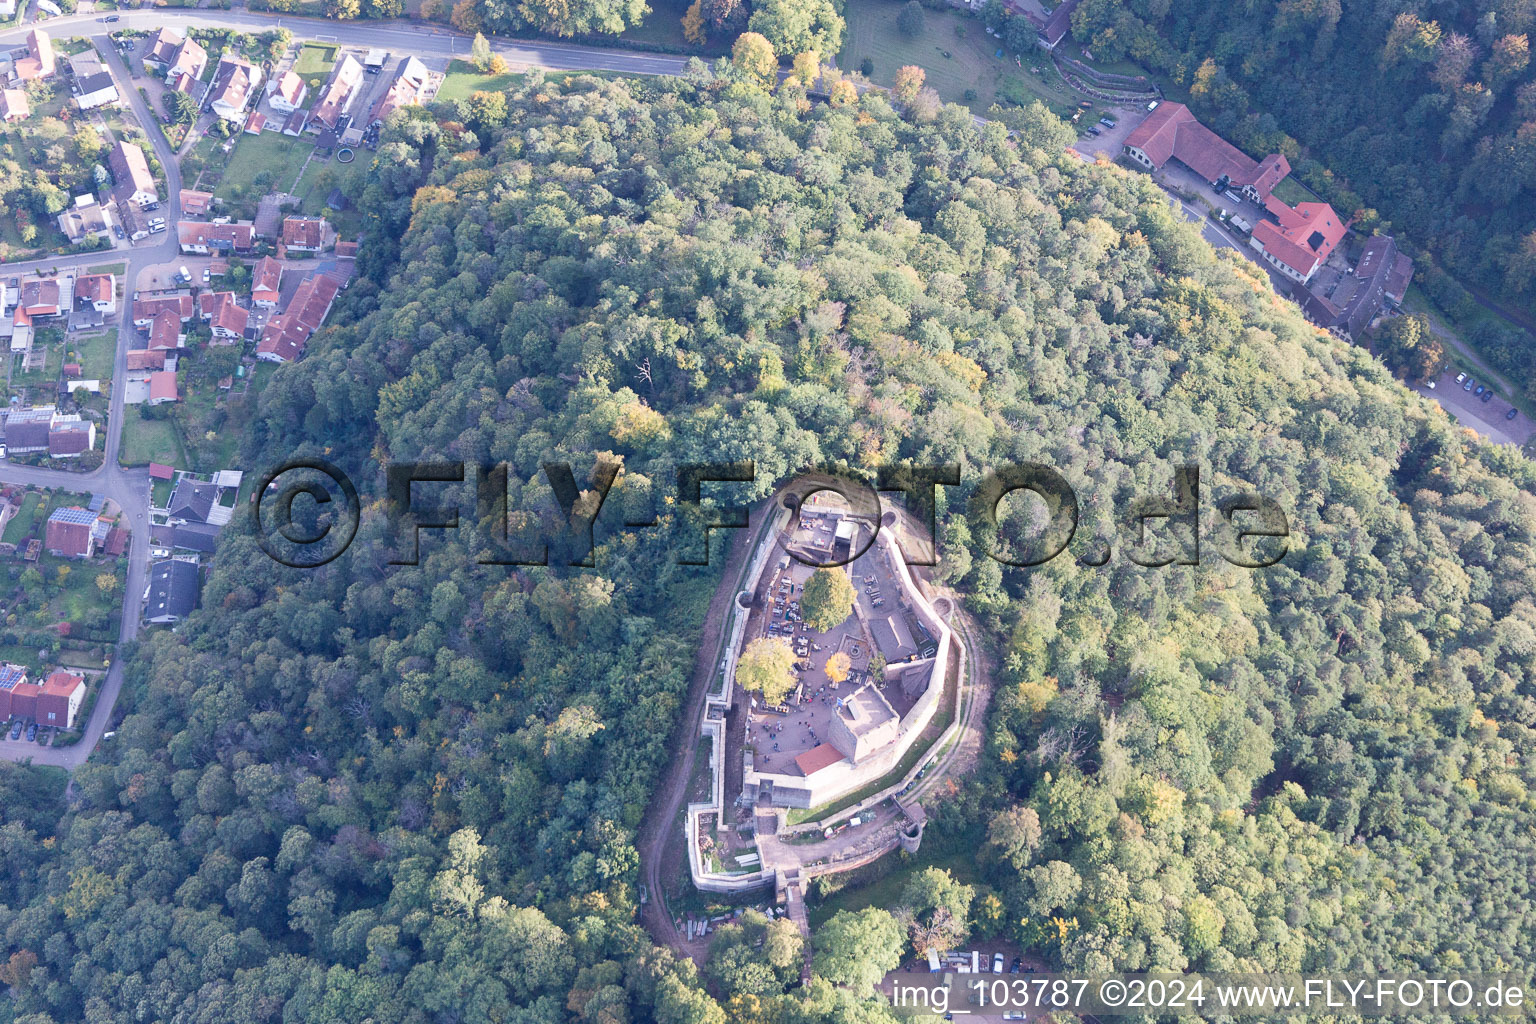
[0,26,179,768]
[0,9,692,82]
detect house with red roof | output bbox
[37,670,86,729]
[256,272,341,363]
[46,507,97,558]
[74,273,115,314]
[198,291,249,341]
[179,189,214,218]
[148,371,179,405]
[15,29,55,82]
[0,88,28,123]
[268,70,307,114]
[251,256,282,308]
[1249,197,1350,285]
[280,216,333,254]
[1123,102,1291,203]
[147,310,184,351]
[132,294,194,327]
[177,221,255,255]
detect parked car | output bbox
[1146,99,1160,111]
[1455,372,1468,383]
[202,268,210,284]
[1475,385,1487,396]
[992,953,1005,973]
[1507,408,1519,420]
[25,724,36,742]
[1086,126,1101,136]
[1464,379,1476,391]
[1482,391,1494,402]
[1099,117,1117,128]
[8,721,19,740]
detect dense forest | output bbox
[0,50,1533,1024]
[1073,0,1536,394]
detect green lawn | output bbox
[807,834,980,929]
[214,132,315,203]
[152,478,173,508]
[69,331,117,383]
[293,42,337,78]
[120,416,185,467]
[437,59,525,103]
[2,493,42,546]
[839,0,1080,115]
[1272,176,1319,206]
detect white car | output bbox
[992,953,1005,973]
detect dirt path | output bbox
[637,497,781,957]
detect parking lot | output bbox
[1416,368,1532,447]
[1070,102,1149,162]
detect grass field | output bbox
[620,0,728,53]
[2,493,42,546]
[437,59,526,103]
[214,132,314,202]
[120,416,185,467]
[293,42,337,78]
[70,331,117,383]
[839,0,1079,114]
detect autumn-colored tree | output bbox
[828,79,857,105]
[893,64,925,104]
[682,0,707,44]
[0,950,37,991]
[732,31,777,86]
[824,650,850,685]
[792,50,819,89]
[450,0,485,33]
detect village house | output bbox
[267,70,307,114]
[251,256,282,308]
[0,664,37,723]
[280,216,333,255]
[1299,234,1416,340]
[46,506,98,557]
[1122,101,1291,203]
[75,71,119,110]
[37,670,86,729]
[3,406,54,455]
[126,349,166,372]
[179,189,214,218]
[198,291,248,341]
[168,479,219,523]
[1249,196,1350,285]
[177,221,255,255]
[118,202,151,242]
[146,559,199,624]
[256,272,340,363]
[165,36,208,93]
[148,370,178,405]
[0,88,29,122]
[143,27,185,71]
[132,294,194,327]
[366,56,431,126]
[108,140,159,207]
[56,197,117,245]
[310,54,364,132]
[205,55,262,122]
[48,414,95,459]
[147,309,184,351]
[73,273,115,314]
[15,29,55,82]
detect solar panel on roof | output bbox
[87,495,105,512]
[49,506,97,525]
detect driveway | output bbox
[1070,103,1147,161]
[1416,372,1532,448]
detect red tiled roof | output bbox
[104,527,128,555]
[149,371,178,403]
[148,462,175,480]
[252,256,282,297]
[133,294,194,323]
[1124,102,1290,198]
[179,189,214,216]
[74,273,113,304]
[127,349,167,371]
[794,743,845,777]
[1252,199,1350,279]
[271,70,305,106]
[280,217,326,248]
[148,310,182,350]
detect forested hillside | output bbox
[0,59,1533,1024]
[1072,0,1536,392]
